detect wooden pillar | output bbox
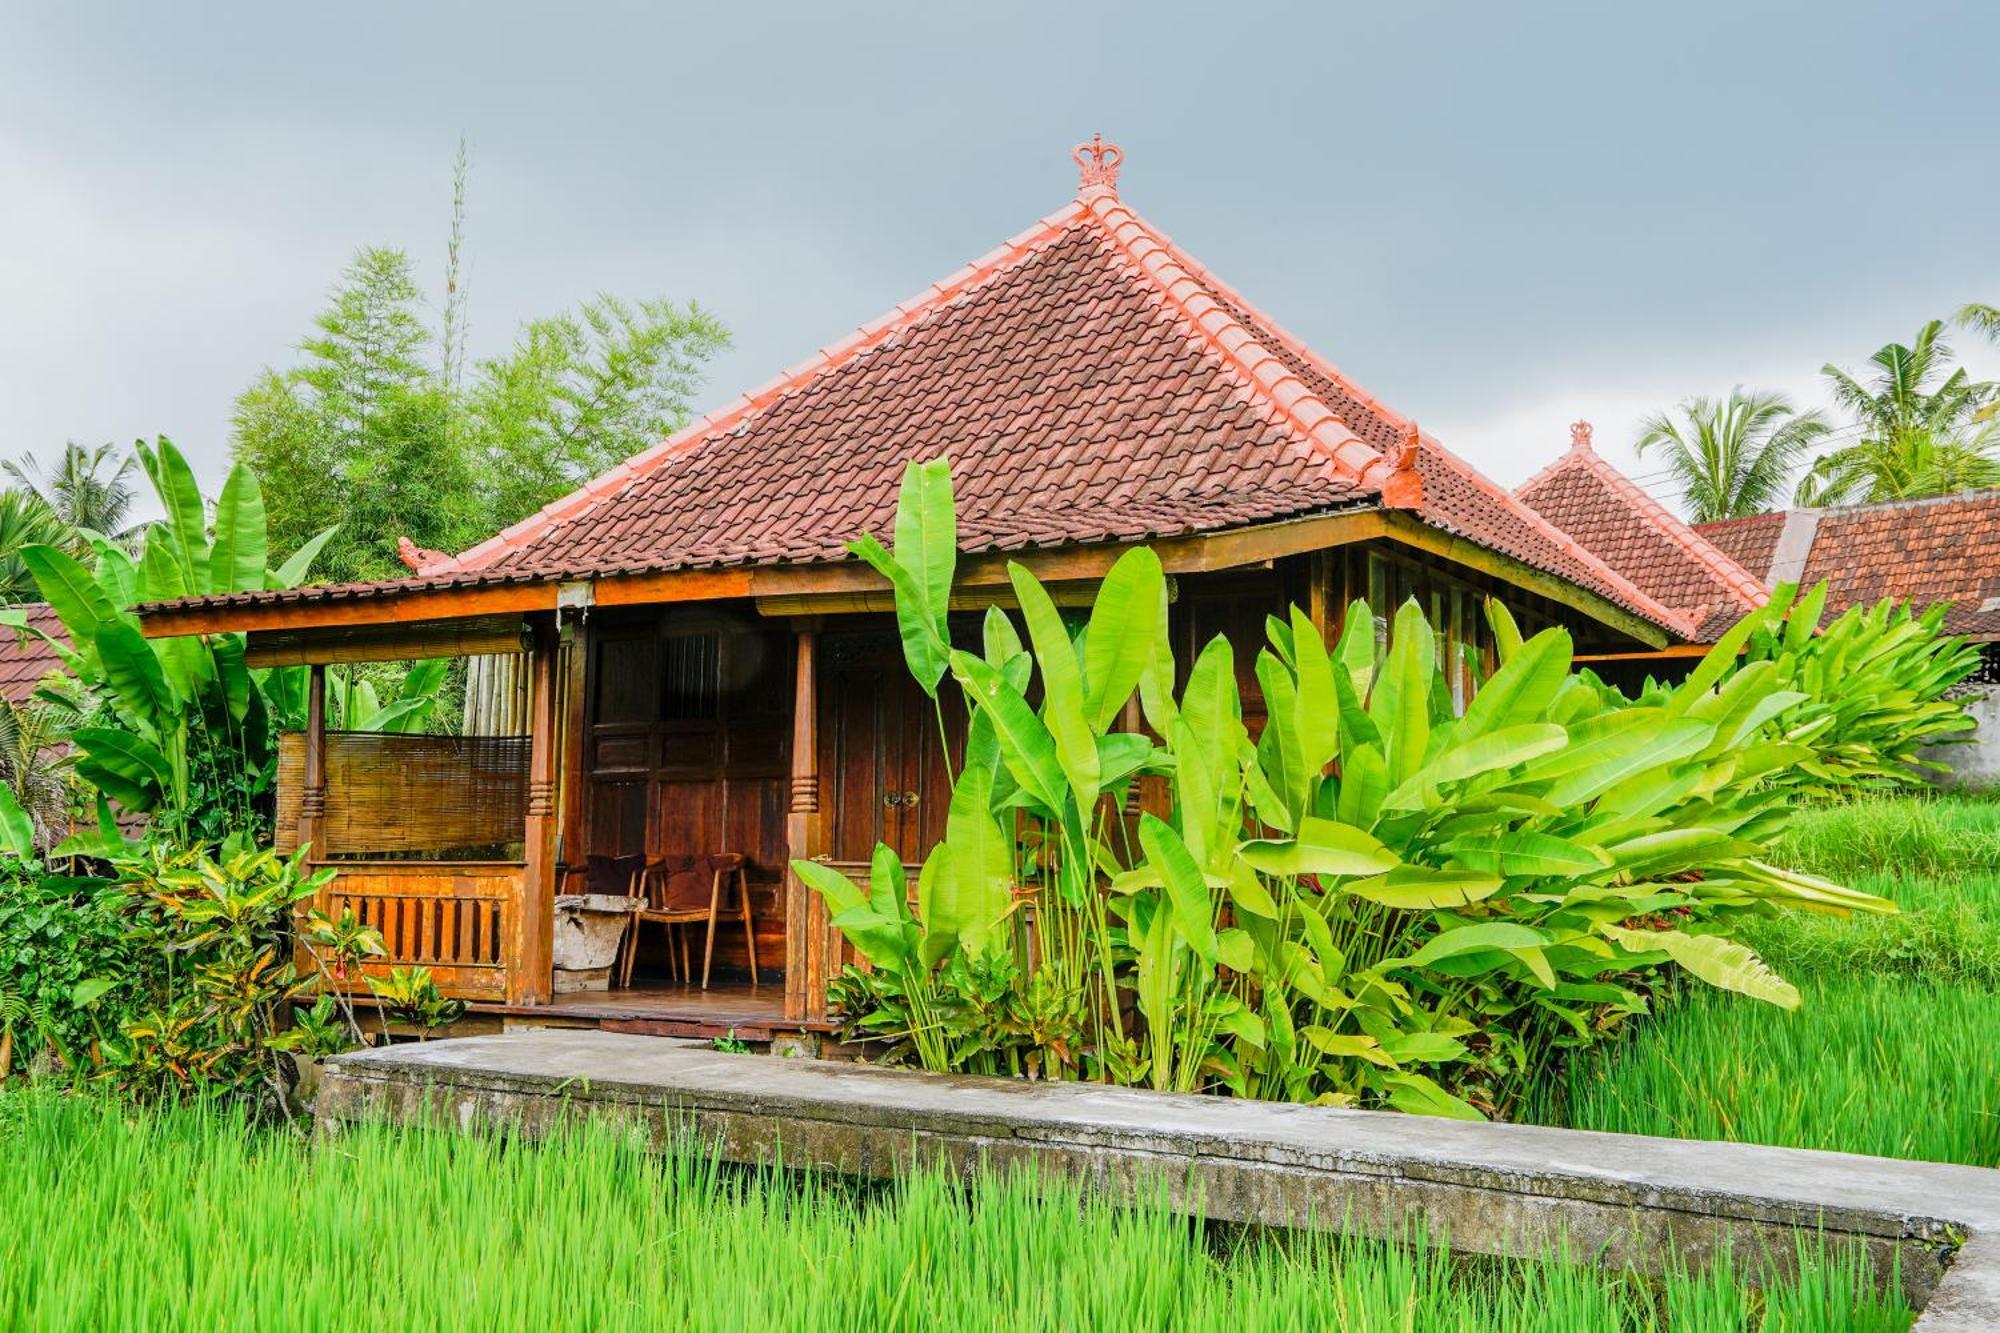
[783,622,829,1022]
[510,620,558,1006]
[298,663,327,860]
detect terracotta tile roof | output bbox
[1515,424,1768,640]
[135,141,1690,638]
[1694,492,2000,640]
[0,603,68,704]
[1691,512,1787,582]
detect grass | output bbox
[1772,792,2000,882]
[1528,975,1999,1166]
[1536,792,2000,1166]
[0,1091,1911,1332]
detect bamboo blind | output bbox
[247,614,528,667]
[277,731,530,856]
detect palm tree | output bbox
[1798,321,2000,504]
[1634,388,1827,523]
[0,490,69,603]
[3,441,140,544]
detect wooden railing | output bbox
[311,861,524,1002]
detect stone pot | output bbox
[553,893,641,992]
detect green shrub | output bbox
[1530,974,1999,1166]
[0,1090,1914,1332]
[0,872,160,1075]
[801,459,1893,1120]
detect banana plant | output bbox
[9,438,337,840]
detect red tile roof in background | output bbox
[1696,493,2000,640]
[0,603,67,704]
[1514,424,1768,640]
[1690,512,1787,584]
[136,141,1693,638]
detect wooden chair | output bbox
[620,853,759,990]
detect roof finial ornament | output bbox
[1570,419,1594,452]
[1073,134,1123,198]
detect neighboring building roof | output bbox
[136,139,1692,639]
[1695,491,2000,640]
[1515,423,1768,640]
[1689,511,1787,583]
[0,603,68,704]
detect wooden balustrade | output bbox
[310,862,524,1002]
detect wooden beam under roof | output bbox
[137,504,1671,649]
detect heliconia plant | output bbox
[797,458,1895,1119]
[1739,582,1980,793]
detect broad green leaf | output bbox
[1382,722,1566,809]
[1383,1071,1486,1120]
[932,759,1014,954]
[1333,598,1377,698]
[1396,922,1550,969]
[1301,1028,1394,1067]
[893,456,956,645]
[0,785,33,859]
[1483,597,1525,664]
[22,543,122,650]
[981,604,1023,670]
[1288,605,1339,774]
[141,437,209,590]
[1138,813,1219,961]
[1343,866,1504,910]
[1238,816,1398,878]
[1371,600,1433,786]
[1083,546,1166,732]
[1254,649,1307,819]
[949,650,1065,814]
[1601,925,1799,1009]
[270,524,340,589]
[1443,831,1604,877]
[71,727,174,791]
[209,464,269,594]
[1008,562,1098,809]
[92,620,177,736]
[850,532,949,696]
[1458,628,1570,740]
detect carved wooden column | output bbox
[511,622,558,1006]
[299,663,327,860]
[784,621,828,1023]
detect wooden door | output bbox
[821,631,962,866]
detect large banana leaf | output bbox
[1008,563,1099,810]
[1082,546,1166,732]
[209,465,269,594]
[1601,925,1799,1009]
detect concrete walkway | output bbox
[318,1031,2000,1329]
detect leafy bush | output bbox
[94,840,379,1112]
[798,460,1893,1119]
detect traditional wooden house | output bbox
[134,140,1706,1037]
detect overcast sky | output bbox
[4,2,1997,517]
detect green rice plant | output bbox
[1740,871,2000,987]
[0,1089,1912,1332]
[1530,974,2000,1166]
[1774,794,2000,882]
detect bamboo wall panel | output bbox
[310,863,521,1001]
[277,732,529,856]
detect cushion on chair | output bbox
[657,854,715,912]
[584,853,647,896]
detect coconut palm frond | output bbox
[1635,387,1821,523]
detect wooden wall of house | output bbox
[574,605,791,980]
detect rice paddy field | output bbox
[1534,792,2000,1167]
[0,1091,1912,1332]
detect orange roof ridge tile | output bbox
[435,200,1092,575]
[1516,421,1767,611]
[1415,435,1701,637]
[1139,224,1415,443]
[1075,191,1382,483]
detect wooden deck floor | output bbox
[463,981,823,1040]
